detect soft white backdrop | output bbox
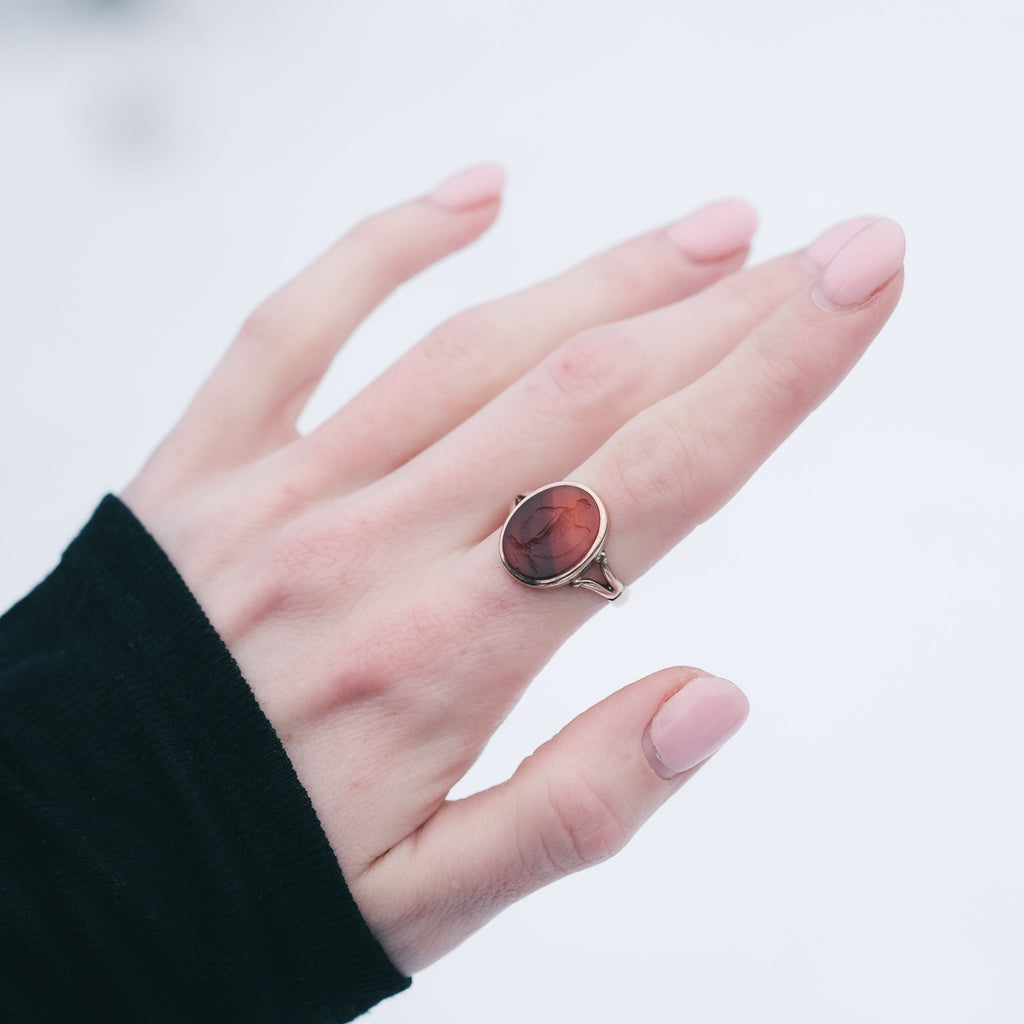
[2,1,1021,1021]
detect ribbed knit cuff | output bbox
[68,495,410,1021]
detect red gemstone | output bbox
[501,483,603,583]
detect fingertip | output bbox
[663,197,758,264]
[812,216,906,312]
[643,673,750,780]
[803,215,879,267]
[428,163,508,212]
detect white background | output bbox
[1,1,1022,1021]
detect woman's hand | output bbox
[121,165,904,973]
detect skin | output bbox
[121,179,903,974]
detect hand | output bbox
[122,165,904,973]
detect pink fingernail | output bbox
[804,216,878,266]
[663,198,758,263]
[428,163,507,212]
[812,218,906,311]
[643,676,749,780]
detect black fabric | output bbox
[0,496,410,1022]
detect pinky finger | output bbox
[181,164,507,466]
[358,667,749,974]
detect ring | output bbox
[498,481,625,601]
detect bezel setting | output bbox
[498,481,624,600]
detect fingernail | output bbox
[643,675,749,780]
[428,163,507,212]
[663,198,758,263]
[803,216,878,266]
[812,217,906,311]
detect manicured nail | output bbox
[812,217,906,311]
[804,216,878,266]
[663,198,758,263]
[429,163,507,212]
[643,675,749,780]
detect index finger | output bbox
[581,217,906,580]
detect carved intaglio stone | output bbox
[501,483,604,584]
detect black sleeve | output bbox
[0,496,410,1023]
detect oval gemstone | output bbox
[502,483,603,582]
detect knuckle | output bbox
[590,244,655,298]
[543,328,640,413]
[343,207,390,248]
[419,307,499,371]
[748,327,824,416]
[342,210,412,272]
[711,269,769,324]
[536,764,632,875]
[606,409,709,526]
[238,292,292,348]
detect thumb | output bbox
[366,667,749,973]
[496,666,749,880]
